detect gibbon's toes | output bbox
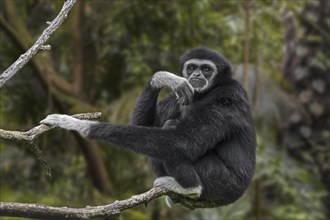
[165,196,178,208]
[185,190,202,199]
[40,116,58,126]
[154,177,202,199]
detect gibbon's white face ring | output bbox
[183,59,217,92]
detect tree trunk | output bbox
[242,0,251,90]
[71,0,84,96]
[75,135,113,196]
[70,1,113,196]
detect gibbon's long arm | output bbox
[131,82,160,126]
[131,71,193,126]
[40,100,246,161]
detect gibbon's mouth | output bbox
[189,78,206,88]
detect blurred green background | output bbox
[0,0,329,219]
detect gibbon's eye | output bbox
[187,64,197,71]
[201,65,212,72]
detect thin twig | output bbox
[0,0,76,87]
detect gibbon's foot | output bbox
[153,176,202,199]
[165,196,180,208]
[40,114,75,128]
[40,114,95,137]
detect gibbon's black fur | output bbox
[41,48,256,205]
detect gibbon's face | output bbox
[182,59,217,93]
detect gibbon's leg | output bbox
[150,158,168,177]
[153,159,202,199]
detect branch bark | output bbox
[0,187,168,220]
[0,186,223,219]
[0,112,101,142]
[0,0,76,87]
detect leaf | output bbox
[299,126,312,138]
[295,46,309,57]
[294,67,308,80]
[311,79,325,93]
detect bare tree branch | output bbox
[0,187,169,220]
[0,186,223,219]
[0,112,101,142]
[0,0,77,87]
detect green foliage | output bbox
[0,0,328,219]
[253,135,327,219]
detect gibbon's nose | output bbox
[194,71,201,77]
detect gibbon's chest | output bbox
[179,104,192,119]
[160,97,209,129]
[161,104,192,129]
